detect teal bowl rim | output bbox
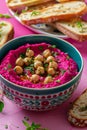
[0,34,84,92]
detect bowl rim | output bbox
[0,34,84,91]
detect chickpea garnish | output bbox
[43,49,51,58]
[15,57,24,66]
[46,56,55,63]
[44,76,53,84]
[34,61,42,69]
[49,61,58,70]
[14,66,23,75]
[30,74,40,83]
[35,54,44,62]
[47,68,56,76]
[26,49,34,57]
[36,66,45,75]
[23,57,31,66]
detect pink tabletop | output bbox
[0,0,87,130]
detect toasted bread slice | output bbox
[7,0,53,10]
[0,21,14,48]
[19,1,87,25]
[56,0,76,2]
[68,89,87,127]
[54,18,87,41]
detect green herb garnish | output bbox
[56,79,60,83]
[0,101,4,112]
[26,48,30,52]
[23,120,48,130]
[0,14,11,18]
[44,63,49,68]
[20,53,25,58]
[61,69,66,75]
[7,63,12,69]
[25,66,34,74]
[76,21,83,32]
[66,55,70,60]
[51,45,56,48]
[79,106,87,112]
[38,46,43,51]
[31,11,40,16]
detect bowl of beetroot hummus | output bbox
[0,35,83,111]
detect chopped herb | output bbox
[66,55,70,60]
[0,22,6,27]
[52,52,58,57]
[14,11,19,16]
[51,45,56,48]
[24,66,34,74]
[38,46,43,51]
[61,69,66,75]
[7,63,12,69]
[44,63,49,68]
[20,53,25,58]
[26,48,30,52]
[31,11,40,16]
[50,60,53,62]
[22,119,48,130]
[56,79,60,83]
[0,14,4,18]
[0,14,11,18]
[0,101,4,112]
[76,21,83,32]
[22,9,27,13]
[79,106,87,112]
[47,74,52,77]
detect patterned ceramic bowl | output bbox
[0,35,83,111]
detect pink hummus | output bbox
[0,43,78,88]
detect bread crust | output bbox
[19,1,87,25]
[68,89,87,127]
[0,21,14,48]
[55,17,87,42]
[7,0,53,10]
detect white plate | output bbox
[8,7,67,39]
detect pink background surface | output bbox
[0,0,87,130]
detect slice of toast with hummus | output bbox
[68,89,87,127]
[19,1,87,25]
[7,0,54,10]
[0,21,14,48]
[54,18,87,42]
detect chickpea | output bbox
[34,60,42,69]
[46,56,55,63]
[30,74,40,83]
[49,61,58,70]
[44,76,53,84]
[15,57,24,66]
[36,66,45,75]
[14,66,23,75]
[47,68,56,76]
[35,54,44,62]
[43,49,51,58]
[23,57,31,66]
[26,49,34,57]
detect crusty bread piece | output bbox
[0,21,14,48]
[68,89,87,127]
[7,0,53,10]
[19,1,87,25]
[54,18,87,42]
[56,0,76,2]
